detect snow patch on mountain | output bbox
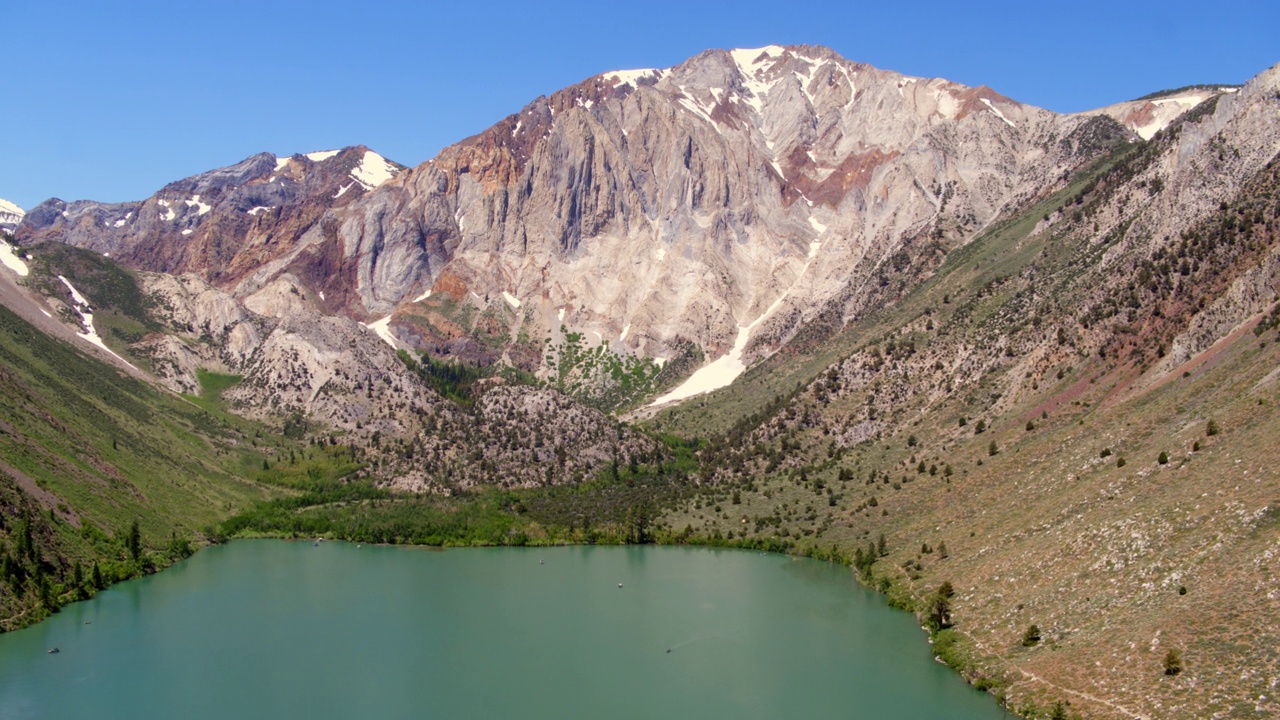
[1083,88,1230,141]
[603,68,665,89]
[57,275,139,369]
[363,316,400,349]
[0,197,24,229]
[305,150,340,163]
[349,151,398,190]
[502,291,521,309]
[981,98,1017,128]
[185,195,212,215]
[1,238,30,276]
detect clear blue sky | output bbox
[2,0,1277,210]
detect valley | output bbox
[1,43,1278,720]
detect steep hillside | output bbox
[649,62,1280,719]
[0,296,283,630]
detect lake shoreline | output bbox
[0,541,1009,719]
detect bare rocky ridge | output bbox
[25,45,1230,411]
[297,45,1137,384]
[18,147,403,287]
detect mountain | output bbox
[653,58,1280,719]
[21,46,1173,411]
[18,147,403,285]
[0,197,22,232]
[5,44,1280,720]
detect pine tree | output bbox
[928,581,955,631]
[1022,624,1041,646]
[127,519,142,562]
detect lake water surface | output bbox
[0,541,1007,719]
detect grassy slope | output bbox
[648,139,1280,718]
[0,302,283,629]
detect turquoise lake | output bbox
[0,541,1008,719]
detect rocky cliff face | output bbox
[297,46,1127,385]
[18,147,403,286]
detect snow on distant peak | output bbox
[274,156,291,171]
[729,45,787,76]
[727,46,791,117]
[305,150,341,163]
[0,197,24,222]
[1083,88,1225,141]
[602,68,665,89]
[349,150,398,190]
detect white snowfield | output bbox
[501,291,521,309]
[0,197,25,226]
[601,68,665,89]
[363,315,399,349]
[185,194,212,215]
[305,150,340,163]
[648,288,796,407]
[349,151,398,190]
[0,239,30,276]
[56,275,139,370]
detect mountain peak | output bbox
[0,197,23,231]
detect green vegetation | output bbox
[1022,624,1042,647]
[220,434,704,547]
[399,350,490,407]
[0,302,286,629]
[545,328,667,411]
[186,369,243,412]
